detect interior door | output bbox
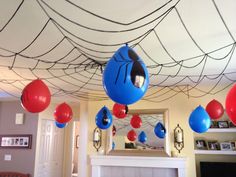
[51,122,64,177]
[36,119,64,177]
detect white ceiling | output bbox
[0,0,235,102]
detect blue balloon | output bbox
[103,45,149,105]
[95,106,113,129]
[55,121,66,128]
[154,122,166,139]
[138,131,147,143]
[189,105,211,133]
[112,141,115,150]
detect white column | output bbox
[78,101,89,177]
[178,168,185,177]
[91,166,101,177]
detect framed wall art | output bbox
[0,134,32,149]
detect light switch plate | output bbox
[15,113,24,125]
[4,154,11,161]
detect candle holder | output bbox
[174,124,184,153]
[93,127,102,152]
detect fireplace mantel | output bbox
[90,155,187,177]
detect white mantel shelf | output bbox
[194,150,236,155]
[90,155,187,177]
[90,155,186,168]
[207,128,236,133]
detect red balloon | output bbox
[206,99,224,120]
[112,125,116,136]
[112,103,128,119]
[127,129,137,141]
[130,114,142,128]
[21,79,51,113]
[54,103,73,123]
[226,84,236,125]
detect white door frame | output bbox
[64,121,75,177]
[78,101,89,177]
[66,101,89,177]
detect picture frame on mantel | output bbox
[0,134,32,149]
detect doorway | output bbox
[34,119,64,177]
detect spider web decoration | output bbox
[0,0,235,102]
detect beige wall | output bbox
[85,86,233,177]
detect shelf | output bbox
[207,128,236,133]
[194,150,236,155]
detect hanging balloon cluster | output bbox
[94,103,127,151]
[189,100,223,133]
[189,83,236,133]
[112,103,149,144]
[103,45,149,105]
[21,79,51,113]
[21,79,73,129]
[189,98,226,133]
[112,102,166,143]
[54,102,73,128]
[128,114,146,143]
